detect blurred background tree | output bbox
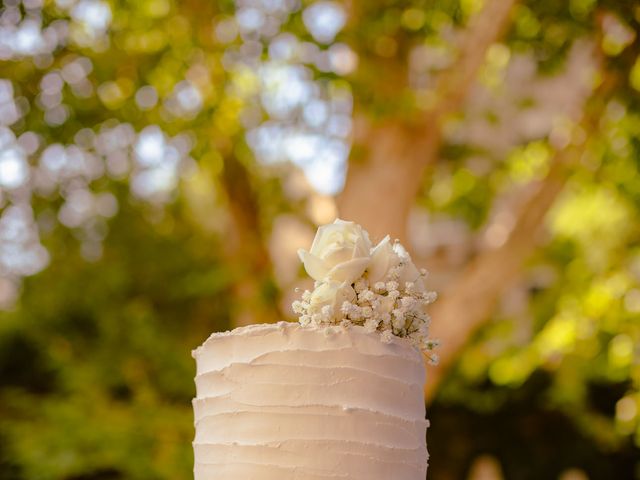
[0,0,639,479]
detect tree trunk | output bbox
[337,118,438,243]
[221,154,281,327]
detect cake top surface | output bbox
[198,320,292,340]
[192,320,420,359]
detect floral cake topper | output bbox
[292,218,438,362]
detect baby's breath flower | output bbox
[362,306,373,318]
[340,300,352,315]
[360,289,375,302]
[392,315,406,331]
[348,305,363,320]
[353,278,367,293]
[292,300,305,314]
[400,296,418,310]
[373,281,387,293]
[301,290,312,301]
[321,304,333,318]
[364,317,380,333]
[386,280,399,292]
[419,322,430,337]
[311,313,323,325]
[380,330,394,343]
[422,291,438,304]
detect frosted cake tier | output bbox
[192,321,428,480]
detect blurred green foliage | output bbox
[1,0,640,479]
[1,204,229,479]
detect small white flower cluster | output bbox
[292,219,439,363]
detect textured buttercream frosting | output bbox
[192,321,429,479]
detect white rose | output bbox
[393,243,426,293]
[298,218,372,285]
[366,235,401,284]
[308,281,356,322]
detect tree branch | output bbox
[429,0,518,121]
[423,153,573,401]
[338,0,518,243]
[423,72,613,401]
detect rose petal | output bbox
[413,277,427,293]
[393,242,410,259]
[368,235,396,283]
[323,244,354,265]
[298,249,329,281]
[339,282,357,303]
[307,280,356,322]
[309,281,338,306]
[310,223,343,256]
[398,259,421,286]
[353,232,371,257]
[308,225,328,257]
[334,218,372,252]
[333,218,354,226]
[360,227,372,250]
[326,257,370,284]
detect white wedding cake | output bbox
[193,219,437,479]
